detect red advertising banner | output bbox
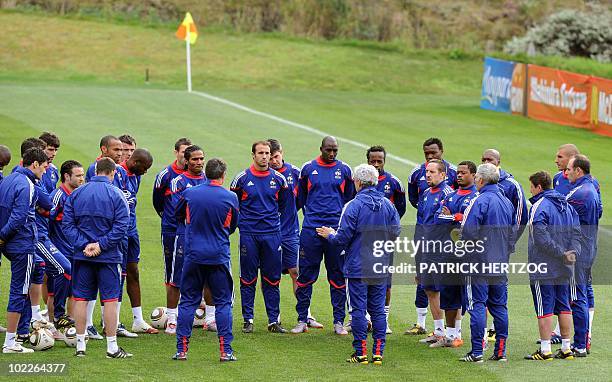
[591,76,612,137]
[527,64,592,129]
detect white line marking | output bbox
[192,90,418,167]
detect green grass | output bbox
[0,11,611,382]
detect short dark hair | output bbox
[572,154,590,174]
[267,139,282,154]
[252,140,271,154]
[423,137,443,151]
[96,157,116,175]
[427,159,446,173]
[205,158,227,180]
[529,171,552,190]
[21,138,46,157]
[100,135,118,148]
[366,145,386,161]
[39,132,60,148]
[458,160,477,174]
[60,160,83,182]
[184,145,203,161]
[22,148,48,167]
[174,138,192,151]
[118,134,136,146]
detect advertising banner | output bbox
[590,76,612,137]
[480,57,515,113]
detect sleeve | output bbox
[296,165,309,211]
[0,183,30,242]
[342,165,356,204]
[327,202,358,248]
[393,179,407,218]
[277,174,293,219]
[169,179,185,222]
[531,208,566,258]
[230,173,244,204]
[407,169,419,209]
[175,193,187,225]
[98,191,129,251]
[229,195,239,234]
[460,198,482,241]
[49,191,62,221]
[152,170,168,217]
[511,181,528,240]
[433,195,456,225]
[569,207,582,257]
[62,194,90,251]
[85,163,94,182]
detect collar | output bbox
[60,183,73,196]
[479,183,499,193]
[572,175,591,187]
[457,185,476,195]
[90,175,111,183]
[183,171,205,180]
[316,156,337,167]
[120,162,134,176]
[15,166,37,182]
[378,171,387,181]
[249,165,270,177]
[429,179,448,194]
[277,162,288,173]
[171,160,185,174]
[209,179,223,187]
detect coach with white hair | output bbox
[458,163,515,363]
[317,164,401,365]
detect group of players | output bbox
[0,132,602,364]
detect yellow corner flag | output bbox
[176,12,198,45]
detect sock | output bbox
[561,338,571,352]
[447,326,456,339]
[132,306,144,323]
[540,339,551,354]
[589,309,594,337]
[433,319,445,337]
[106,335,118,353]
[365,311,371,322]
[489,321,495,332]
[307,308,314,320]
[385,305,390,325]
[416,308,427,328]
[167,308,178,323]
[31,305,42,321]
[205,305,216,324]
[76,334,86,352]
[455,319,462,339]
[553,321,560,336]
[4,332,16,348]
[100,304,105,327]
[86,300,96,327]
[116,301,122,324]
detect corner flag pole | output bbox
[176,12,198,92]
[186,28,192,92]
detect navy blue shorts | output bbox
[530,280,572,318]
[281,236,299,273]
[2,252,35,312]
[164,234,184,287]
[126,231,140,264]
[72,260,122,302]
[440,285,463,310]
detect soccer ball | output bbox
[150,307,168,329]
[63,326,86,347]
[193,308,206,328]
[29,328,55,351]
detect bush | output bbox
[504,6,612,62]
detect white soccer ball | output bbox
[29,328,55,351]
[193,308,206,328]
[151,307,168,329]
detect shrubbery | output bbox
[504,6,612,62]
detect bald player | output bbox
[0,145,12,184]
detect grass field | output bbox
[1,11,611,382]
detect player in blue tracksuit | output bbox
[63,157,132,358]
[0,148,48,353]
[50,160,85,258]
[524,171,582,361]
[174,158,239,362]
[367,145,406,333]
[231,141,293,334]
[414,160,453,344]
[406,138,457,335]
[565,155,601,356]
[165,145,206,334]
[85,135,125,182]
[152,138,192,324]
[432,160,478,347]
[317,164,401,365]
[291,136,356,335]
[118,149,156,334]
[459,163,515,363]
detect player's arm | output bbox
[85,164,94,182]
[229,173,244,203]
[49,191,62,220]
[0,184,30,243]
[531,210,567,258]
[98,191,129,251]
[512,182,528,240]
[174,191,187,224]
[296,165,309,211]
[62,195,90,251]
[433,197,456,225]
[152,170,167,217]
[35,183,52,217]
[228,195,239,235]
[277,174,293,217]
[407,170,419,209]
[393,179,407,218]
[342,165,356,203]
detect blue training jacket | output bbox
[566,175,601,266]
[528,189,582,280]
[49,184,74,258]
[408,160,457,209]
[177,180,239,265]
[298,157,355,230]
[0,167,39,254]
[153,161,185,234]
[498,169,528,241]
[277,161,301,238]
[62,175,129,263]
[170,172,207,236]
[328,187,401,279]
[460,183,515,275]
[377,170,406,218]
